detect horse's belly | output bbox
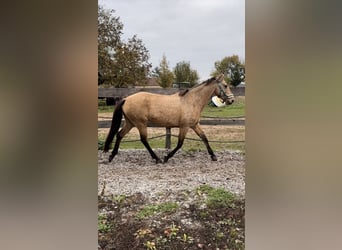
[148,113,198,127]
[148,114,179,127]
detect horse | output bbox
[103,73,235,164]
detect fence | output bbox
[98,116,245,149]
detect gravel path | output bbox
[98,149,245,198]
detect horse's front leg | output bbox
[191,124,217,161]
[164,127,189,163]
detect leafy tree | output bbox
[154,55,175,88]
[173,61,199,87]
[98,6,151,86]
[212,55,245,87]
[98,6,123,84]
[113,35,152,87]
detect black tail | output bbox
[103,99,126,152]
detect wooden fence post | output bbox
[165,128,171,149]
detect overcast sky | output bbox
[99,0,245,81]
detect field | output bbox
[98,97,245,249]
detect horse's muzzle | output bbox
[226,99,234,105]
[223,93,234,105]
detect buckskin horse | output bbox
[103,73,234,163]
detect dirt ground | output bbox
[98,111,245,249]
[98,149,245,198]
[98,150,245,250]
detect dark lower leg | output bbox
[164,139,184,163]
[109,123,132,162]
[192,125,217,161]
[109,133,122,162]
[140,136,162,163]
[200,134,217,161]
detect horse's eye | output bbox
[224,85,227,89]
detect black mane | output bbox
[178,89,190,96]
[178,76,216,97]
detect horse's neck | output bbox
[186,83,216,109]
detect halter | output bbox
[217,81,234,101]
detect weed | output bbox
[144,240,156,250]
[113,194,126,203]
[98,214,112,233]
[182,233,194,243]
[216,231,225,240]
[98,139,104,150]
[164,222,180,239]
[135,228,152,239]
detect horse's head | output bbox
[214,74,234,105]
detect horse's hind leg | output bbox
[164,127,189,163]
[137,125,162,164]
[191,124,217,161]
[109,121,133,162]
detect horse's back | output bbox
[123,92,185,127]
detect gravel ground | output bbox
[98,149,245,198]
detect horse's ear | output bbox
[216,73,224,82]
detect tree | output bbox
[113,35,152,87]
[98,6,151,87]
[212,55,245,87]
[98,6,123,84]
[154,55,175,88]
[173,61,199,87]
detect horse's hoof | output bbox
[211,155,217,161]
[156,158,163,164]
[108,155,114,162]
[163,156,169,164]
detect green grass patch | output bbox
[136,202,179,219]
[202,101,245,118]
[98,99,114,113]
[98,214,112,233]
[98,138,105,150]
[196,184,237,209]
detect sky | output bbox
[99,0,245,81]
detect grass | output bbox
[202,98,245,118]
[196,184,237,209]
[136,202,179,219]
[98,99,114,113]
